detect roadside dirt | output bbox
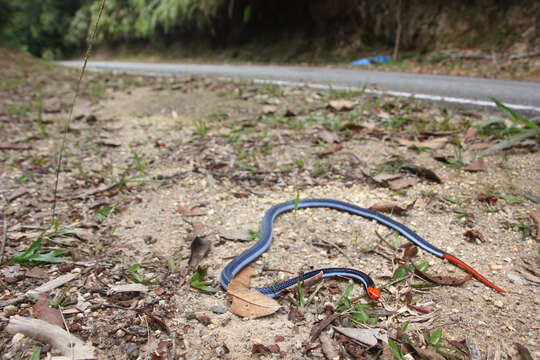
[1,48,539,359]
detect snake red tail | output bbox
[443,253,506,293]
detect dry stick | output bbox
[392,0,403,61]
[0,209,7,264]
[50,0,106,225]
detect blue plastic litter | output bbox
[371,55,390,63]
[350,58,371,66]
[351,55,390,66]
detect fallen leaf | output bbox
[328,99,355,112]
[414,266,472,286]
[464,230,485,242]
[396,137,447,150]
[267,344,280,353]
[318,144,343,158]
[403,164,442,183]
[252,344,270,354]
[310,313,340,342]
[342,123,364,132]
[227,279,280,318]
[470,142,494,151]
[463,159,485,172]
[217,227,251,241]
[188,236,210,267]
[530,210,540,241]
[320,334,339,360]
[333,326,388,346]
[25,267,48,279]
[372,173,402,184]
[477,194,498,205]
[369,200,416,215]
[388,177,418,190]
[402,243,418,261]
[234,266,258,287]
[405,291,432,313]
[178,205,206,217]
[32,294,64,328]
[318,130,341,144]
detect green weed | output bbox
[126,263,155,284]
[193,118,207,136]
[190,265,215,292]
[9,238,67,266]
[167,249,182,273]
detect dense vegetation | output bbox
[0,0,537,60]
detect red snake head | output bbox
[367,286,380,300]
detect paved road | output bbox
[59,60,540,114]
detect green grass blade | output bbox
[491,97,536,129]
[478,128,540,157]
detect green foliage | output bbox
[388,338,405,360]
[1,0,85,58]
[126,263,155,284]
[9,238,67,266]
[190,265,215,292]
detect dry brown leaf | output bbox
[388,177,418,190]
[369,200,416,214]
[234,266,258,287]
[178,205,206,216]
[403,164,442,183]
[530,210,540,242]
[320,334,339,360]
[188,236,210,267]
[464,230,485,242]
[318,144,343,157]
[396,137,448,150]
[414,266,472,286]
[227,279,280,318]
[328,99,355,112]
[463,159,485,172]
[32,294,64,328]
[217,227,251,242]
[470,142,494,151]
[333,327,388,346]
[372,173,402,184]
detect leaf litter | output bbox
[1,48,539,358]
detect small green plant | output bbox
[388,338,405,360]
[503,220,531,240]
[133,152,147,173]
[126,263,155,284]
[95,206,115,222]
[442,190,461,204]
[290,279,317,308]
[500,194,522,204]
[393,262,429,280]
[193,118,207,136]
[478,98,540,157]
[9,238,67,266]
[453,209,471,219]
[294,191,300,213]
[293,158,304,169]
[424,328,443,346]
[190,265,215,292]
[48,290,76,308]
[168,249,182,273]
[247,229,260,241]
[447,135,464,169]
[28,348,41,360]
[235,161,258,172]
[16,173,33,183]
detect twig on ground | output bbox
[0,209,7,264]
[261,267,294,274]
[375,230,397,251]
[6,316,95,359]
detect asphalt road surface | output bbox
[59,61,540,114]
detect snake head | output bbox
[367,286,380,300]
